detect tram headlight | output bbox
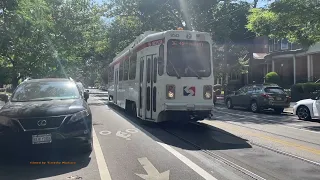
[203,85,212,99]
[166,84,175,99]
[205,92,211,99]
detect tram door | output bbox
[144,54,158,120]
[114,69,119,104]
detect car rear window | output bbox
[264,87,285,94]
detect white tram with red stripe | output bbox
[107,29,214,122]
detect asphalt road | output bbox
[0,89,319,180]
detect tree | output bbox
[105,0,255,84]
[247,0,320,46]
[0,0,110,87]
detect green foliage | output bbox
[0,0,110,87]
[247,0,320,46]
[292,83,320,94]
[0,0,262,86]
[265,72,280,84]
[106,0,255,81]
[291,82,320,101]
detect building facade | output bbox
[249,36,320,88]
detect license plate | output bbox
[276,97,282,100]
[32,134,52,144]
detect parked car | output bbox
[293,92,320,120]
[225,84,290,114]
[0,78,92,153]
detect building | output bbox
[249,36,320,88]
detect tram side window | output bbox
[119,62,124,81]
[123,59,129,81]
[158,44,164,76]
[108,67,114,83]
[129,53,137,80]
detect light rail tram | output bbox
[107,28,214,122]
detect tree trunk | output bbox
[11,71,22,90]
[253,0,259,8]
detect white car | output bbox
[293,95,320,120]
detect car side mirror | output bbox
[234,91,239,95]
[84,91,89,101]
[0,94,9,103]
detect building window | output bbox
[268,39,274,52]
[281,39,289,50]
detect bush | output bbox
[291,83,320,101]
[292,83,320,93]
[265,72,280,84]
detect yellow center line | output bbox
[208,121,320,155]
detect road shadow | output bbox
[0,148,91,180]
[212,107,300,125]
[105,102,252,151]
[216,104,293,116]
[304,126,320,131]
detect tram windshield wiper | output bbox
[168,59,181,79]
[187,65,201,79]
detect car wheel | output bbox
[297,106,311,120]
[226,99,233,109]
[274,108,284,114]
[250,101,260,113]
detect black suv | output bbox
[225,84,290,114]
[0,78,92,153]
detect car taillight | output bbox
[203,85,212,99]
[166,84,175,99]
[286,96,291,102]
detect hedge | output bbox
[291,83,320,101]
[265,72,280,84]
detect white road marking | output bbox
[93,96,218,180]
[157,142,218,180]
[136,157,170,180]
[289,124,303,127]
[99,130,112,136]
[93,127,112,180]
[116,130,131,140]
[214,109,320,134]
[126,128,139,134]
